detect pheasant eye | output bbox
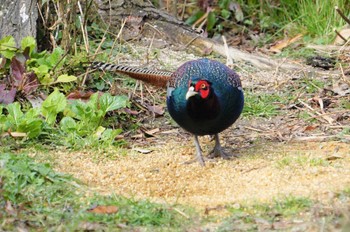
[200,83,206,89]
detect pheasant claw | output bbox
[208,134,233,159]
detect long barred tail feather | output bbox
[91,62,173,88]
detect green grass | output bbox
[242,91,286,118]
[296,0,348,44]
[0,152,195,231]
[236,0,349,44]
[276,155,329,169]
[299,78,325,94]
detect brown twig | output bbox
[335,6,350,25]
[334,29,348,43]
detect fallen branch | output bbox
[94,1,305,71]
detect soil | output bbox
[53,131,350,210]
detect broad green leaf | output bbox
[94,126,106,138]
[101,128,122,141]
[0,36,17,59]
[0,114,6,132]
[55,74,77,83]
[17,119,43,138]
[99,93,128,114]
[21,36,36,55]
[32,64,54,85]
[87,93,99,108]
[32,65,49,78]
[67,98,101,131]
[99,128,122,145]
[3,103,42,138]
[42,89,67,125]
[6,102,24,126]
[47,47,64,68]
[66,100,87,120]
[60,116,77,132]
[29,50,49,66]
[40,74,54,85]
[25,107,40,119]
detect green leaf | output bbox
[0,36,17,59]
[32,64,54,85]
[207,11,217,32]
[185,10,205,25]
[55,74,77,83]
[94,126,106,138]
[42,89,67,125]
[6,102,24,127]
[32,64,49,77]
[21,36,36,55]
[221,9,231,19]
[60,116,77,133]
[0,105,6,132]
[100,128,122,143]
[21,109,43,138]
[218,0,230,9]
[47,47,64,68]
[17,119,43,138]
[4,104,43,138]
[99,93,128,114]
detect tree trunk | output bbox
[0,0,38,45]
[94,0,185,41]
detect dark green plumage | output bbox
[167,58,244,136]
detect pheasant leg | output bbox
[194,135,205,166]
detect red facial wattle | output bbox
[195,80,210,99]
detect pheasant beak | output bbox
[186,86,198,100]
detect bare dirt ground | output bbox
[53,45,350,214]
[54,134,350,210]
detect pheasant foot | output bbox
[208,134,237,159]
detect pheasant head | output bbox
[185,80,211,100]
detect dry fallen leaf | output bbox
[303,125,317,132]
[142,128,160,137]
[133,148,153,154]
[124,108,139,115]
[78,221,102,230]
[326,154,343,161]
[87,205,118,214]
[147,105,164,116]
[9,132,27,138]
[66,90,95,100]
[270,34,303,53]
[5,201,17,216]
[131,133,144,138]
